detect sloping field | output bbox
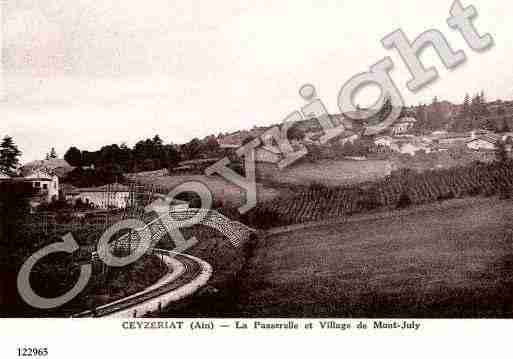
[236,197,513,317]
[131,173,281,208]
[256,159,393,186]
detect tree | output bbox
[478,90,489,116]
[64,147,82,167]
[462,93,470,117]
[119,143,132,171]
[495,140,508,163]
[373,95,392,126]
[471,94,479,116]
[180,138,202,160]
[152,135,163,147]
[287,125,305,141]
[0,181,34,264]
[49,147,57,159]
[480,90,486,105]
[483,117,497,132]
[0,136,22,175]
[502,120,510,133]
[203,135,220,154]
[163,144,181,169]
[98,144,123,167]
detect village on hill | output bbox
[1,93,513,212]
[4,92,513,319]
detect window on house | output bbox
[34,182,40,188]
[43,183,48,190]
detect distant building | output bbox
[433,132,473,148]
[466,134,499,151]
[0,168,59,207]
[374,136,400,152]
[25,169,60,203]
[74,183,132,209]
[391,117,416,135]
[337,132,359,145]
[373,135,432,155]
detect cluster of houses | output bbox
[373,129,513,156]
[0,159,136,210]
[216,112,513,165]
[6,99,513,210]
[0,164,190,212]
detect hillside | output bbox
[234,197,513,317]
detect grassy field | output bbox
[256,159,393,187]
[131,173,281,208]
[234,197,513,317]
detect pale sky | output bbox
[1,0,511,162]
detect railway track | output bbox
[73,251,205,318]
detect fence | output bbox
[100,209,255,259]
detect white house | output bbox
[466,136,498,151]
[374,136,400,152]
[24,169,60,203]
[337,131,360,146]
[391,117,416,135]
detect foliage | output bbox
[0,181,34,258]
[63,132,222,177]
[64,146,82,166]
[0,136,22,175]
[244,161,513,229]
[64,165,124,188]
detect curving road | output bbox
[73,250,212,318]
[72,209,252,318]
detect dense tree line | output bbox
[65,135,179,172]
[64,134,222,173]
[63,134,223,187]
[412,97,451,134]
[450,91,512,133]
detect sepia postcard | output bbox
[0,0,511,357]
